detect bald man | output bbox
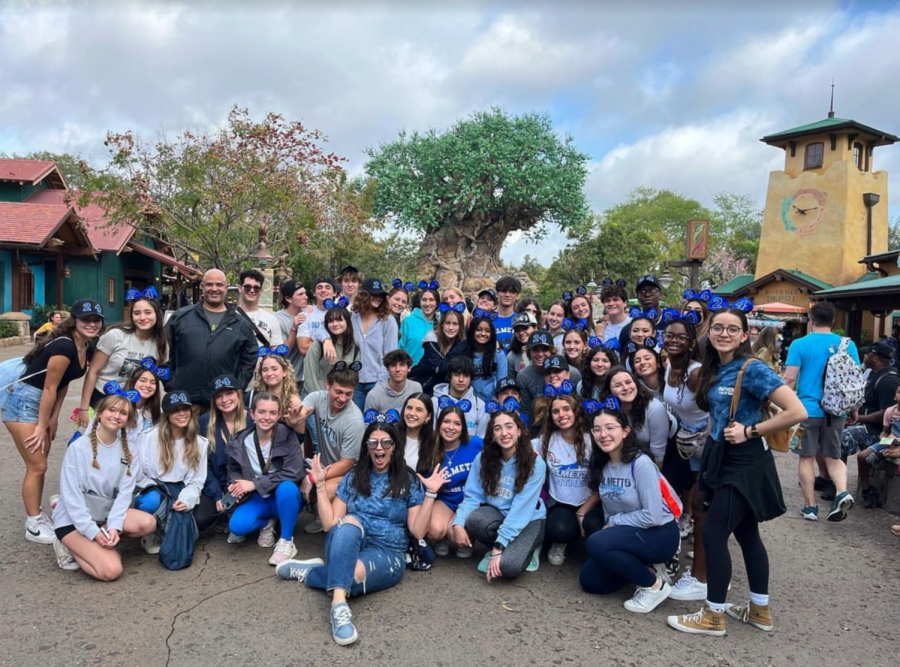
[166,269,257,408]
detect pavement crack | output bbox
[164,573,274,667]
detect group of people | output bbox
[17,262,894,647]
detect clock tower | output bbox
[756,112,897,287]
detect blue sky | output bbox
[2,0,898,265]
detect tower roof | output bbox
[761,117,898,146]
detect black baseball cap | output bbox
[163,390,193,413]
[340,265,360,276]
[527,330,553,349]
[514,312,537,328]
[211,375,239,396]
[543,355,569,372]
[865,342,893,360]
[71,299,105,320]
[495,377,519,395]
[636,275,662,291]
[477,288,498,303]
[361,278,388,296]
[314,276,337,290]
[279,280,302,305]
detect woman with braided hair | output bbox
[52,394,157,578]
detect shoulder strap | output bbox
[729,359,756,423]
[252,431,273,474]
[236,307,271,348]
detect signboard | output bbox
[686,219,709,260]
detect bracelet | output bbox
[576,513,586,518]
[489,553,502,559]
[424,491,438,499]
[744,425,750,439]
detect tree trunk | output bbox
[415,216,514,292]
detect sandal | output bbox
[891,525,900,537]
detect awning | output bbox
[753,302,807,314]
[127,241,203,279]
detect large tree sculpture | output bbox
[364,108,590,289]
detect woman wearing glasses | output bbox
[275,419,446,646]
[667,307,806,637]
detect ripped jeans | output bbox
[306,517,406,598]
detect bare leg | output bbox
[427,501,456,542]
[815,453,831,481]
[799,456,816,506]
[824,456,848,495]
[7,422,51,516]
[61,531,124,582]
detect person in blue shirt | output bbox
[416,405,482,559]
[452,409,547,581]
[494,276,521,351]
[399,287,439,365]
[467,314,508,403]
[783,302,860,522]
[275,419,446,646]
[668,307,806,637]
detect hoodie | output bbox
[453,452,547,548]
[431,382,489,439]
[399,308,436,365]
[409,331,470,394]
[364,378,423,415]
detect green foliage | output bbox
[709,192,762,271]
[889,216,900,251]
[30,303,70,328]
[364,108,591,237]
[0,321,19,339]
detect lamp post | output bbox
[250,221,275,311]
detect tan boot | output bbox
[667,604,727,636]
[725,601,774,632]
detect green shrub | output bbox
[31,303,70,328]
[0,321,19,339]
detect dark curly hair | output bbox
[350,422,413,499]
[480,411,537,497]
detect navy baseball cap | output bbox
[71,299,104,320]
[527,330,553,349]
[163,390,193,412]
[495,377,519,395]
[543,355,569,372]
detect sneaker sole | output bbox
[268,545,298,566]
[455,548,473,559]
[547,557,565,566]
[25,531,55,545]
[666,616,726,636]
[669,588,707,602]
[303,525,324,534]
[725,607,773,632]
[827,496,854,522]
[333,628,359,646]
[801,512,818,521]
[624,585,671,613]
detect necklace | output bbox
[444,443,461,470]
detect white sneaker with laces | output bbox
[25,516,55,545]
[669,568,708,601]
[547,542,567,566]
[624,580,672,613]
[54,538,80,571]
[227,531,246,544]
[257,519,276,548]
[268,538,297,566]
[141,533,161,555]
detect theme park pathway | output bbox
[0,344,896,667]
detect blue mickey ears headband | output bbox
[588,336,620,351]
[629,306,659,321]
[626,338,657,355]
[683,288,712,303]
[333,360,362,372]
[561,285,588,301]
[708,296,754,313]
[391,278,416,293]
[126,286,159,302]
[323,296,350,310]
[439,302,466,314]
[438,396,472,412]
[562,318,589,332]
[103,381,140,404]
[363,408,400,425]
[417,279,440,291]
[258,344,290,358]
[472,308,498,322]
[602,396,622,411]
[543,379,575,397]
[485,397,521,415]
[602,277,627,289]
[140,356,170,381]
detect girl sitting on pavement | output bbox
[276,419,445,646]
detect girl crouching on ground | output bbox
[226,392,304,566]
[276,421,445,646]
[52,393,156,579]
[452,410,547,580]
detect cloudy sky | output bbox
[2,0,898,265]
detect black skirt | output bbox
[699,436,786,523]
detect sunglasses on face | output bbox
[366,438,395,450]
[242,284,262,293]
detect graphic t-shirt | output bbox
[534,432,593,506]
[494,313,516,351]
[337,470,424,553]
[435,438,482,511]
[304,390,364,466]
[94,328,162,392]
[241,307,285,348]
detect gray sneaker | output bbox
[303,517,324,534]
[330,602,359,646]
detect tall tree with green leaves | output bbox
[364,108,590,289]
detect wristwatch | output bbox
[750,426,761,439]
[493,541,506,553]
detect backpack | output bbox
[820,338,865,416]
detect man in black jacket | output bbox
[166,269,258,408]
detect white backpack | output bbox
[820,338,865,416]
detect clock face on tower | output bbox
[780,187,827,236]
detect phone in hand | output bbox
[881,437,896,446]
[220,491,240,511]
[99,525,111,540]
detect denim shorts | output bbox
[1,382,42,423]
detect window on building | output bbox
[853,142,864,170]
[108,278,116,305]
[20,270,34,309]
[804,142,824,170]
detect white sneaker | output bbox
[434,539,450,557]
[54,538,80,571]
[547,542,567,566]
[686,550,694,560]
[303,517,324,534]
[652,561,674,586]
[141,533,161,555]
[257,519,276,548]
[227,531,246,544]
[49,495,61,515]
[25,516,55,545]
[678,515,694,539]
[624,580,672,613]
[669,568,708,601]
[268,538,297,566]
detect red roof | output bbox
[127,241,202,279]
[26,189,133,252]
[0,159,66,187]
[0,201,79,246]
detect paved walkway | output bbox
[0,343,897,666]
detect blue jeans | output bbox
[306,518,405,597]
[1,382,42,423]
[135,488,163,513]
[229,482,302,540]
[352,382,376,412]
[579,521,679,594]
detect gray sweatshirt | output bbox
[599,454,681,529]
[53,434,139,541]
[351,313,398,384]
[364,378,423,415]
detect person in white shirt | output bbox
[237,269,284,349]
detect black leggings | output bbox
[545,503,606,543]
[703,485,769,603]
[194,494,220,533]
